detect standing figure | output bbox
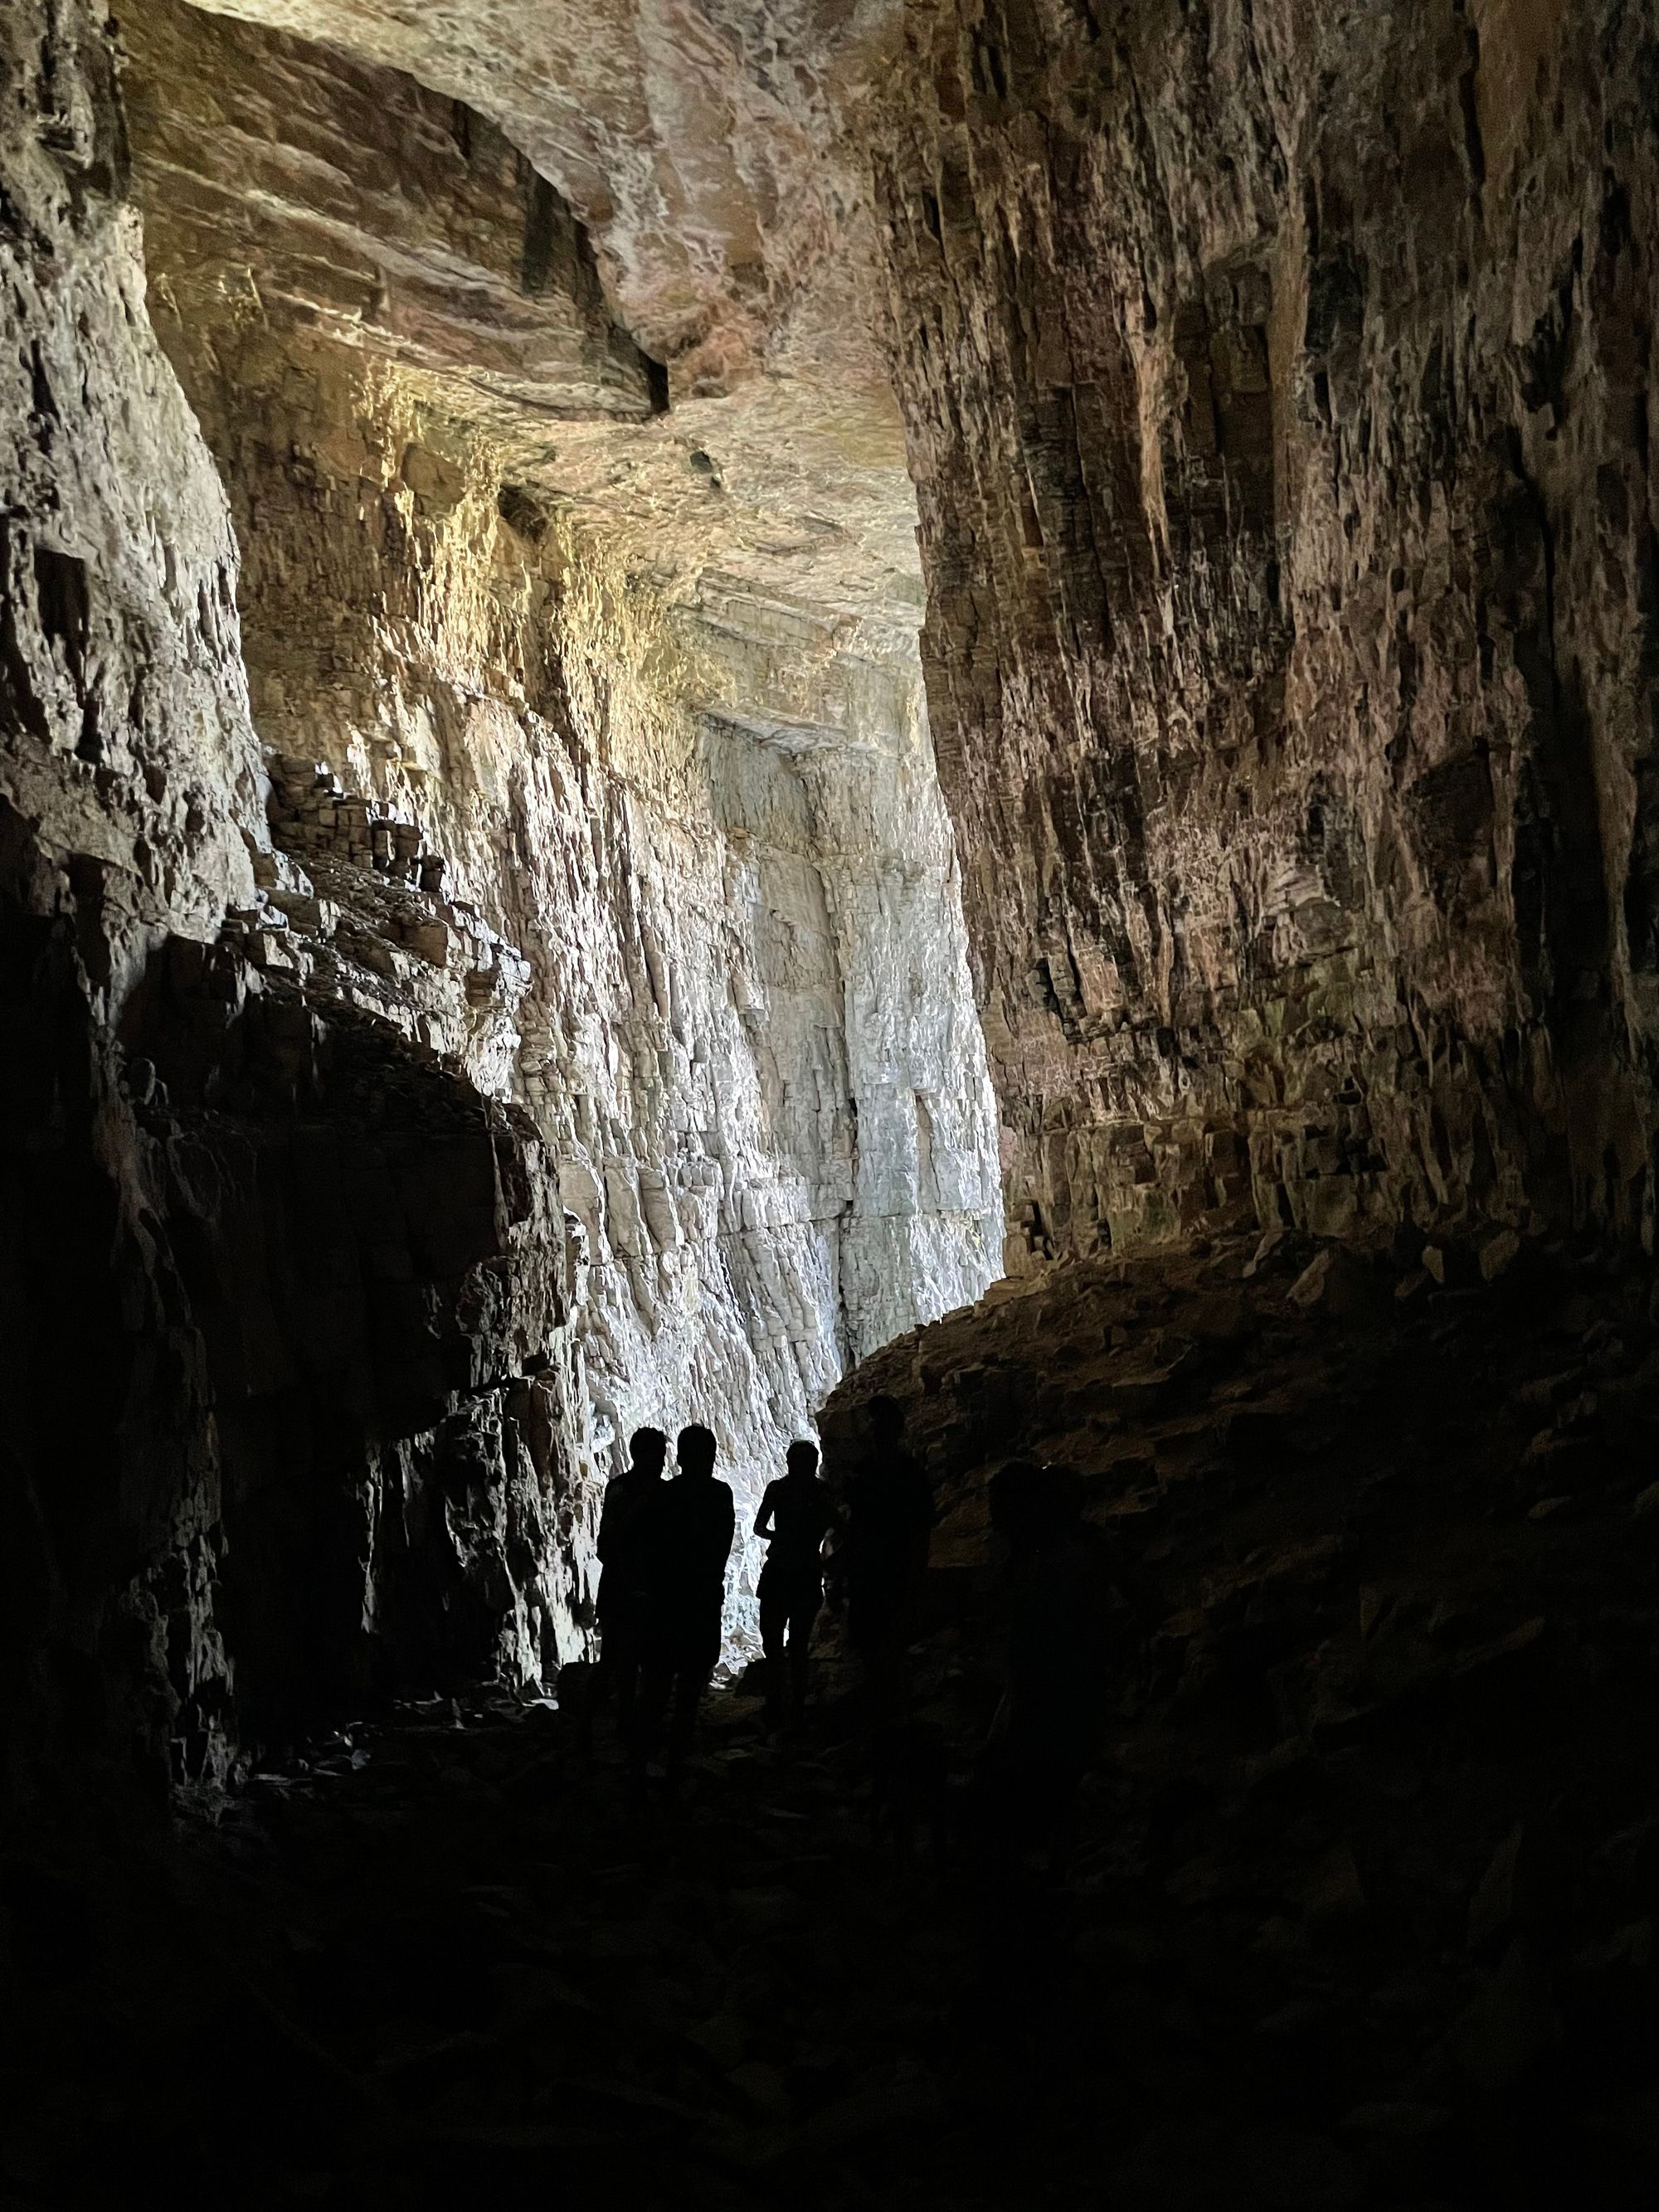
[633,1424,734,1784]
[841,1395,935,1714]
[595,1425,668,1734]
[755,1440,838,1723]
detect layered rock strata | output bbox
[2,0,1000,1800]
[180,0,927,626]
[168,0,1659,1281]
[869,0,1659,1265]
[120,0,1001,1650]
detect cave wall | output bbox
[119,0,1001,1648]
[1,0,592,1802]
[23,0,1649,1792]
[868,0,1659,1268]
[2,0,1004,1807]
[2,0,258,1804]
[136,2,1659,1285]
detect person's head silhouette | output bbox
[786,1439,820,1478]
[678,1423,717,1476]
[868,1394,905,1443]
[630,1426,668,1476]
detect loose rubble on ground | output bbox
[7,1228,1658,2210]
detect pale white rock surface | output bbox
[118,0,1002,1660]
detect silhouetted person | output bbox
[841,1394,934,1714]
[596,1425,668,1733]
[755,1439,838,1722]
[632,1424,734,1785]
[979,1459,1106,1870]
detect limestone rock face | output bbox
[172,0,1659,1284]
[0,0,578,1762]
[868,0,1659,1267]
[0,6,263,958]
[182,0,927,632]
[2,0,999,1800]
[127,0,656,430]
[2,0,261,1798]
[119,0,1000,1657]
[185,0,876,397]
[10,0,1657,1799]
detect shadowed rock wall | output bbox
[2,0,252,1805]
[1,0,591,1801]
[869,0,1659,1268]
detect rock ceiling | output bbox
[182,0,917,644]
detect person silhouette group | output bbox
[594,1399,1112,1874]
[595,1401,933,1776]
[596,1423,737,1784]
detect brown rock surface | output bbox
[167,0,1659,1276]
[869,0,1659,1264]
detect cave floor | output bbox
[11,1232,1659,2211]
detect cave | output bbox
[2,1,1657,2205]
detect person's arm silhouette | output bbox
[755,1480,779,1547]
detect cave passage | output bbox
[6,0,1659,2205]
[11,1228,1659,2210]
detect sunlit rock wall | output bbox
[869,0,1659,1269]
[0,0,995,1803]
[1,0,577,1802]
[120,0,1001,1650]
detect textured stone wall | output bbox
[139,3,1659,1286]
[868,0,1659,1268]
[2,0,250,1803]
[1,0,605,1801]
[1,0,1002,1798]
[28,0,1651,1799]
[119,0,1001,1647]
